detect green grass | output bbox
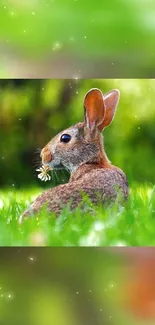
[0,184,155,246]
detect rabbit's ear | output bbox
[98,89,120,131]
[84,88,106,132]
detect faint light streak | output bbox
[69,37,75,42]
[8,293,13,299]
[52,42,62,52]
[29,256,36,262]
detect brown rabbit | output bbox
[19,88,128,223]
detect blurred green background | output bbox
[0,78,155,189]
[0,0,155,77]
[0,247,151,325]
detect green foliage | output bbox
[0,184,155,246]
[0,1,155,76]
[0,0,154,57]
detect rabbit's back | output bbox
[70,165,128,202]
[20,165,128,221]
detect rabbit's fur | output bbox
[19,88,128,223]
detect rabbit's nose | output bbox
[40,147,52,163]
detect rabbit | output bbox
[19,88,128,223]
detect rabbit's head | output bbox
[41,88,120,172]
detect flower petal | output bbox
[38,174,43,180]
[36,168,43,172]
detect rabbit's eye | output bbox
[60,134,71,143]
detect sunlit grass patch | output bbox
[0,184,155,246]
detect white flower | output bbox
[36,165,52,182]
